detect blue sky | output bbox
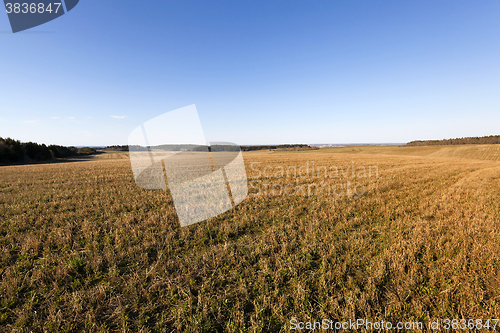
[1,0,500,146]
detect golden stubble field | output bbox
[1,145,500,332]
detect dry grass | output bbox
[1,145,500,332]
[320,144,500,161]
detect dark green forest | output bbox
[407,135,500,146]
[0,137,96,165]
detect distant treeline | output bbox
[125,144,315,152]
[407,135,500,146]
[105,145,129,151]
[240,144,314,151]
[0,137,96,165]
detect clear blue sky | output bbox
[1,0,500,146]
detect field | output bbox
[1,145,500,332]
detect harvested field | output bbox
[1,145,500,332]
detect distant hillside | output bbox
[0,137,97,165]
[407,135,500,146]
